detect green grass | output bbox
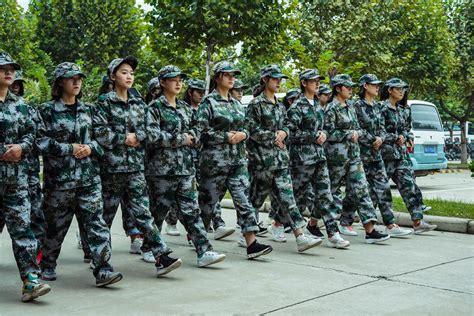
[392,197,474,219]
[447,163,469,169]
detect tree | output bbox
[146,0,295,92]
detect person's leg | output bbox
[364,160,395,226]
[121,199,142,236]
[327,161,347,221]
[199,165,227,231]
[101,173,124,229]
[290,164,314,219]
[28,182,45,249]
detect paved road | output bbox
[392,170,474,203]
[1,210,473,315]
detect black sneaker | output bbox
[83,253,92,263]
[95,270,123,287]
[365,230,390,244]
[156,254,182,277]
[256,222,268,236]
[305,224,325,239]
[247,240,273,259]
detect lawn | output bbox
[392,197,474,219]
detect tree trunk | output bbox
[204,43,213,95]
[460,120,468,164]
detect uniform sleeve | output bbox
[195,99,229,145]
[354,105,376,147]
[286,105,317,144]
[404,107,414,142]
[135,103,147,143]
[92,98,126,149]
[36,107,73,156]
[324,105,351,142]
[17,104,36,155]
[245,101,275,144]
[146,104,186,147]
[381,107,398,144]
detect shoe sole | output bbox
[256,230,268,237]
[272,237,287,243]
[21,284,51,302]
[41,275,57,281]
[339,231,358,237]
[247,246,273,259]
[214,229,235,240]
[96,273,123,287]
[388,231,413,238]
[198,255,226,268]
[414,226,437,235]
[156,259,182,277]
[328,241,351,249]
[297,239,323,252]
[365,235,391,244]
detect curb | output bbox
[220,199,474,235]
[436,169,464,174]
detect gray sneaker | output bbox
[327,232,350,249]
[197,251,226,268]
[296,234,322,252]
[95,270,123,287]
[386,224,413,237]
[414,221,437,234]
[41,268,57,281]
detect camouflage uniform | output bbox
[287,94,340,235]
[0,90,40,280]
[324,75,378,225]
[380,98,423,221]
[195,89,259,233]
[93,85,171,258]
[342,96,396,226]
[246,89,306,231]
[146,90,212,256]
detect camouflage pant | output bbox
[29,182,45,247]
[327,159,378,225]
[147,175,212,257]
[41,183,113,276]
[101,172,170,257]
[0,183,40,280]
[384,159,423,221]
[199,164,258,234]
[290,162,340,235]
[249,167,306,231]
[341,160,395,226]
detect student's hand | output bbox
[316,133,327,145]
[372,137,383,150]
[125,133,140,147]
[350,131,359,143]
[227,132,236,144]
[229,131,246,144]
[184,133,194,146]
[275,130,287,143]
[74,145,92,159]
[1,144,22,162]
[396,135,405,146]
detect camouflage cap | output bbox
[285,88,301,99]
[213,61,241,75]
[330,74,356,88]
[187,78,206,90]
[260,64,288,79]
[147,77,160,91]
[54,62,86,80]
[233,79,248,90]
[384,77,409,88]
[358,74,383,86]
[107,56,138,78]
[0,52,21,70]
[158,65,188,80]
[14,70,26,83]
[299,69,325,81]
[318,84,331,95]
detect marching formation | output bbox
[0,51,436,303]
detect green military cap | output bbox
[285,88,300,99]
[260,64,288,79]
[147,77,160,91]
[299,69,325,81]
[384,77,409,88]
[107,56,138,78]
[319,84,331,95]
[102,75,113,85]
[358,74,383,86]
[213,61,241,75]
[14,70,26,83]
[330,74,357,88]
[233,79,248,90]
[158,65,188,80]
[0,52,21,70]
[54,62,86,80]
[187,78,206,90]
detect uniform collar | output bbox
[53,98,86,113]
[1,90,19,104]
[157,94,186,109]
[257,92,279,106]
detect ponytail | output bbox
[252,77,267,97]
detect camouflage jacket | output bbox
[93,91,147,173]
[0,92,35,186]
[194,90,248,169]
[27,105,42,185]
[37,99,103,190]
[379,100,408,161]
[399,104,415,143]
[353,99,386,162]
[146,95,196,176]
[286,96,327,166]
[245,92,290,171]
[323,99,362,163]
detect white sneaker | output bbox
[141,251,156,263]
[327,232,350,249]
[386,224,413,237]
[414,221,437,234]
[339,225,358,236]
[237,234,246,248]
[296,234,322,252]
[214,226,235,240]
[269,223,287,242]
[76,230,82,249]
[165,224,180,236]
[197,251,226,267]
[129,237,143,254]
